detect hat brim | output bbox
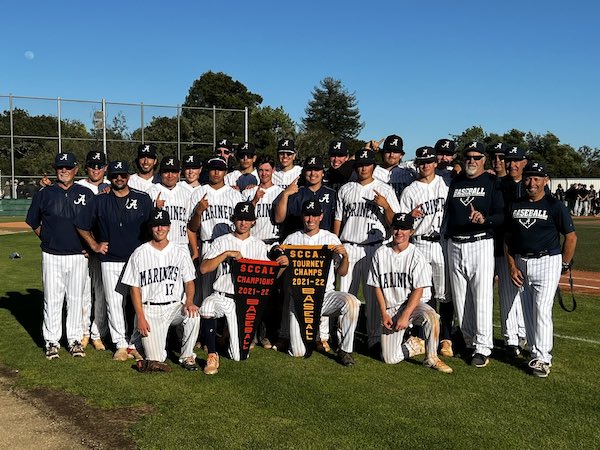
[415,157,436,164]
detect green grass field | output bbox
[1,231,599,449]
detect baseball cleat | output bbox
[316,340,332,353]
[127,348,144,361]
[68,342,86,358]
[204,353,220,375]
[260,338,273,350]
[113,348,130,361]
[424,358,453,374]
[528,359,551,378]
[406,336,425,357]
[470,353,490,368]
[45,344,60,360]
[181,357,199,371]
[91,339,106,351]
[81,336,90,348]
[439,339,454,358]
[337,350,355,367]
[506,345,521,357]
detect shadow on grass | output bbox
[0,289,44,348]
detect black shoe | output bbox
[181,357,199,371]
[506,345,521,357]
[471,353,490,368]
[271,338,289,353]
[337,350,355,367]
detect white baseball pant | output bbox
[495,255,526,346]
[516,254,561,364]
[339,242,380,348]
[413,238,450,302]
[41,252,88,347]
[136,302,200,362]
[200,292,242,361]
[101,261,130,349]
[447,238,495,356]
[82,255,108,340]
[289,291,360,357]
[381,302,440,364]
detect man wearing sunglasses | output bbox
[225,142,259,191]
[76,160,153,362]
[443,141,504,368]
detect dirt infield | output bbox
[0,221,30,235]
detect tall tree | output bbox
[302,77,364,140]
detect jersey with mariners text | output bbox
[147,183,192,248]
[187,184,244,242]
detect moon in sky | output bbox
[24,51,35,60]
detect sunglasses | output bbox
[216,149,232,156]
[238,153,254,159]
[109,173,128,180]
[465,155,485,162]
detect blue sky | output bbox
[1,1,598,157]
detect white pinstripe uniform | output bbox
[200,233,270,361]
[283,230,361,357]
[128,173,156,192]
[399,175,449,301]
[273,165,302,190]
[177,180,202,195]
[121,241,199,362]
[76,178,109,342]
[335,179,401,348]
[188,184,244,298]
[373,164,417,200]
[242,185,284,242]
[147,183,193,250]
[367,243,436,364]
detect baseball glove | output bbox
[136,359,172,373]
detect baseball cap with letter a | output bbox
[85,150,107,169]
[53,152,78,168]
[148,208,171,227]
[301,199,322,216]
[137,143,158,159]
[391,212,415,230]
[232,201,256,221]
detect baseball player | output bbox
[75,160,153,361]
[505,162,577,377]
[198,202,289,375]
[188,157,245,301]
[443,141,504,368]
[147,156,196,256]
[496,145,528,355]
[121,209,201,371]
[272,139,302,190]
[283,200,360,366]
[399,146,454,357]
[434,139,457,186]
[324,140,354,193]
[76,150,110,351]
[26,152,95,359]
[369,135,416,200]
[225,142,259,191]
[178,154,203,193]
[200,139,235,185]
[489,142,508,178]
[128,144,159,192]
[333,149,401,354]
[367,212,452,373]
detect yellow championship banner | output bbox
[280,245,333,356]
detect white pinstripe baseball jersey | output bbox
[147,184,193,248]
[188,185,245,242]
[374,164,417,199]
[122,242,196,304]
[177,180,202,195]
[367,243,432,308]
[204,233,270,295]
[273,165,302,189]
[335,179,401,244]
[282,229,342,292]
[399,175,448,236]
[242,185,284,241]
[128,173,156,192]
[76,178,109,195]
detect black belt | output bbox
[143,300,178,306]
[415,234,441,243]
[343,241,383,246]
[451,232,491,243]
[263,238,279,245]
[216,291,235,299]
[520,248,561,258]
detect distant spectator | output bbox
[3,181,10,199]
[577,184,589,216]
[565,183,577,215]
[554,183,565,204]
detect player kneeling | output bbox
[121,209,201,371]
[199,202,289,375]
[367,213,452,373]
[283,200,361,366]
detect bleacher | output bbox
[0,199,31,217]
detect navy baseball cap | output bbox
[329,140,349,156]
[232,202,256,221]
[107,160,130,176]
[391,212,415,230]
[277,139,296,153]
[159,156,181,172]
[504,146,527,161]
[148,208,171,227]
[434,139,456,155]
[137,143,157,159]
[382,135,404,153]
[415,146,436,163]
[353,149,377,166]
[303,156,324,170]
[215,138,233,152]
[463,141,486,154]
[182,154,202,169]
[236,142,256,156]
[53,152,78,168]
[85,150,107,168]
[487,142,507,156]
[206,157,228,171]
[523,161,548,177]
[301,199,322,216]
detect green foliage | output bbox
[249,106,296,156]
[302,77,364,140]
